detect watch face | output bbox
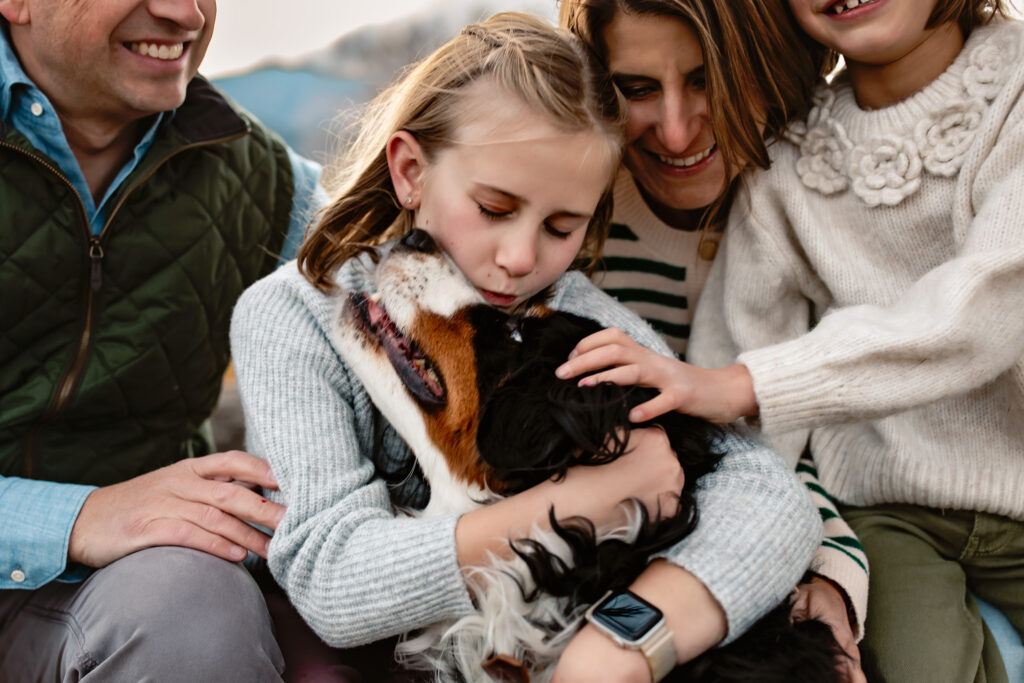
[590,591,663,641]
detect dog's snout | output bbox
[400,229,437,254]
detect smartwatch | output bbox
[585,589,677,682]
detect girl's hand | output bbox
[555,426,686,529]
[551,624,651,683]
[455,427,684,568]
[555,327,758,423]
[553,560,727,682]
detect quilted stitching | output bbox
[0,99,293,485]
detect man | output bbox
[0,0,324,678]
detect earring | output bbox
[405,195,413,206]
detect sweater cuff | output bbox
[809,544,869,641]
[739,340,847,434]
[655,436,823,644]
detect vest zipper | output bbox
[4,129,248,477]
[2,140,92,478]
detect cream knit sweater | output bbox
[690,19,1024,523]
[600,170,870,635]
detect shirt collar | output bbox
[0,20,36,123]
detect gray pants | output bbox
[0,547,284,682]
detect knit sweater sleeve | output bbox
[736,95,1024,434]
[553,273,823,643]
[230,264,475,647]
[690,187,870,638]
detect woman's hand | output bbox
[791,576,867,683]
[555,327,758,423]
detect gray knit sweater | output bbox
[230,250,821,647]
[690,19,1024,520]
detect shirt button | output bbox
[10,569,26,583]
[30,102,44,116]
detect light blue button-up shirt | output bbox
[0,28,326,590]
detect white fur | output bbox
[395,508,646,683]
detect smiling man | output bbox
[0,0,323,679]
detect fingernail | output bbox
[231,546,247,561]
[555,365,569,379]
[629,408,642,422]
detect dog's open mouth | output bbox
[349,291,447,409]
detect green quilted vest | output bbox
[0,77,293,486]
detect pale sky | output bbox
[204,0,556,77]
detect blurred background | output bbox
[205,0,558,167]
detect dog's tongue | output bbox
[364,295,387,328]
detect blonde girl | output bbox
[231,12,820,683]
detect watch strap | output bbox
[639,624,677,683]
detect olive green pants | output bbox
[841,504,1024,683]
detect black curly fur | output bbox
[676,599,844,683]
[463,306,851,682]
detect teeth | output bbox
[829,0,875,14]
[658,145,715,168]
[127,41,184,60]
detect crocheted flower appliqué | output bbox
[796,119,853,194]
[794,91,853,194]
[794,25,1012,206]
[963,31,1017,100]
[914,98,986,177]
[848,136,922,207]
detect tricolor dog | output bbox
[331,229,845,682]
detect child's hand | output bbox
[554,327,758,424]
[551,623,651,683]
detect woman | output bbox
[558,1,869,679]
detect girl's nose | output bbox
[495,227,537,277]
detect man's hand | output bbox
[791,576,867,683]
[554,327,758,424]
[68,451,285,568]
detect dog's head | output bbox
[333,229,720,508]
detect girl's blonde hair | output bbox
[300,12,625,292]
[559,0,833,230]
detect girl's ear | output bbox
[386,131,426,210]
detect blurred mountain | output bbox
[211,1,555,163]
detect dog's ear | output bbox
[478,368,645,491]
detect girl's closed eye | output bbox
[545,221,573,240]
[478,203,513,220]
